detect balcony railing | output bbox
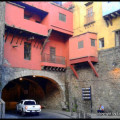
[84,12,94,25]
[41,53,66,65]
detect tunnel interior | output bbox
[2,76,62,111]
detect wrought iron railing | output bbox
[41,53,66,65]
[84,12,94,25]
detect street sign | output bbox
[82,87,91,100]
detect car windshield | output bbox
[24,101,35,105]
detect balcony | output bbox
[5,2,48,37]
[41,53,66,71]
[69,32,98,78]
[41,53,65,64]
[84,12,95,27]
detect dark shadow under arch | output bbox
[2,75,63,111]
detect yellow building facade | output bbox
[72,2,120,50]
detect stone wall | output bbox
[0,2,67,110]
[0,2,5,65]
[66,46,120,113]
[1,66,66,110]
[0,1,120,113]
[0,2,5,98]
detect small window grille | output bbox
[24,42,31,60]
[59,13,66,22]
[50,47,56,63]
[87,7,93,17]
[115,31,120,47]
[78,41,83,49]
[91,39,95,46]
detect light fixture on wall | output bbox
[33,75,36,77]
[19,77,23,80]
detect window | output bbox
[59,13,66,22]
[99,38,104,48]
[24,101,35,105]
[50,47,56,63]
[24,10,32,20]
[115,30,120,47]
[85,7,94,24]
[24,42,31,60]
[78,41,83,49]
[91,39,95,46]
[87,7,93,17]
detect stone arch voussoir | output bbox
[2,70,66,102]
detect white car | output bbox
[16,99,41,116]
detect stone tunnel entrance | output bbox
[1,75,63,112]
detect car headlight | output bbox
[25,106,28,110]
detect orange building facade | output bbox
[4,1,73,71]
[4,1,99,79]
[2,1,120,114]
[69,32,98,78]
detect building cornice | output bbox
[7,1,25,9]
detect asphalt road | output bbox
[4,110,71,119]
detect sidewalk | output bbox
[91,113,120,119]
[42,109,120,119]
[42,109,76,118]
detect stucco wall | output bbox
[73,2,120,50]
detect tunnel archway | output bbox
[2,75,64,111]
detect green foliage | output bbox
[72,102,78,112]
[72,97,78,112]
